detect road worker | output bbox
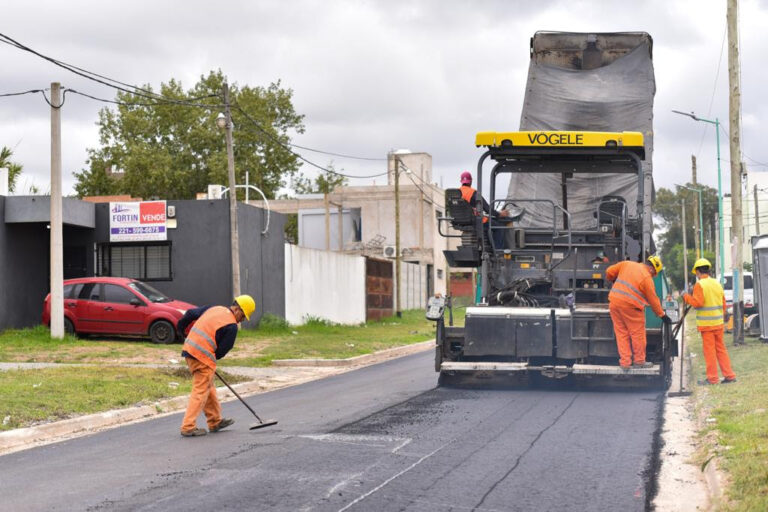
[177,294,256,437]
[459,171,509,249]
[606,255,671,369]
[683,259,736,385]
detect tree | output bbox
[653,184,720,289]
[74,71,304,200]
[0,146,23,192]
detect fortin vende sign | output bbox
[109,201,167,241]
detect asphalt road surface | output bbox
[0,351,663,511]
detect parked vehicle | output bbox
[723,272,755,314]
[42,277,195,343]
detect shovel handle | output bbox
[215,370,264,423]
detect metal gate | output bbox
[365,257,393,321]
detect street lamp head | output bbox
[671,110,699,121]
[216,112,227,130]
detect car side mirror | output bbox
[130,298,142,306]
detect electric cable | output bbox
[233,103,388,179]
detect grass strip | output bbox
[688,327,768,512]
[0,366,245,431]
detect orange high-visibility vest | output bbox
[182,306,236,369]
[460,185,488,223]
[607,261,664,316]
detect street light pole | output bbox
[672,110,725,284]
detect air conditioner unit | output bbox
[383,246,410,258]
[208,184,224,199]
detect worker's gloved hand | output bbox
[661,314,672,324]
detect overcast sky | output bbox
[2,0,767,197]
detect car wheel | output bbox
[149,320,176,344]
[64,317,75,336]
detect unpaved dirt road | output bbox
[0,351,663,511]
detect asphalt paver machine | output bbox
[427,32,678,388]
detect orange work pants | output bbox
[609,303,647,367]
[181,356,222,433]
[700,328,736,384]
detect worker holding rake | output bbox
[177,295,256,437]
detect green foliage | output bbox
[663,244,716,290]
[74,71,304,200]
[256,313,291,333]
[0,146,23,192]
[291,162,348,195]
[654,183,719,256]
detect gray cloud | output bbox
[1,0,766,198]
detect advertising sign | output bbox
[109,201,167,241]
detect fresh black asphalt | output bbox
[0,351,663,511]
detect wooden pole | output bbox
[394,155,402,318]
[727,0,745,343]
[223,82,241,297]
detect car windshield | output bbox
[128,281,171,303]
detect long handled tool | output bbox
[668,305,693,398]
[215,370,278,430]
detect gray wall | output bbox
[1,198,285,331]
[94,200,285,328]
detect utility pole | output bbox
[691,155,701,257]
[728,0,745,344]
[324,193,330,251]
[223,82,241,298]
[394,154,402,318]
[50,82,64,339]
[755,185,760,235]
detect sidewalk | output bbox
[0,340,434,456]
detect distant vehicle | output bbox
[723,272,756,314]
[42,277,195,343]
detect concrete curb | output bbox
[271,339,435,367]
[0,340,434,456]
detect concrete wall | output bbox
[284,244,366,325]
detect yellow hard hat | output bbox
[691,258,712,275]
[647,255,662,273]
[234,294,256,320]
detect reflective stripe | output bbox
[190,326,216,352]
[185,339,216,363]
[696,314,723,321]
[697,305,721,311]
[610,288,647,308]
[615,278,645,301]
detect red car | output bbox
[42,277,195,344]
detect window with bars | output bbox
[97,242,172,281]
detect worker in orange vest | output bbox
[459,171,509,248]
[683,258,736,385]
[606,255,671,369]
[177,294,256,437]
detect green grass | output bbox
[221,309,464,367]
[0,366,247,431]
[688,327,768,511]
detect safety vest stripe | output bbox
[609,288,647,308]
[697,305,722,311]
[190,326,216,352]
[696,314,723,321]
[185,339,216,363]
[615,278,644,297]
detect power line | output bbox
[0,32,224,108]
[695,25,727,159]
[233,103,388,180]
[0,88,43,98]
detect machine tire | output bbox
[64,317,75,336]
[149,320,176,344]
[435,346,443,372]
